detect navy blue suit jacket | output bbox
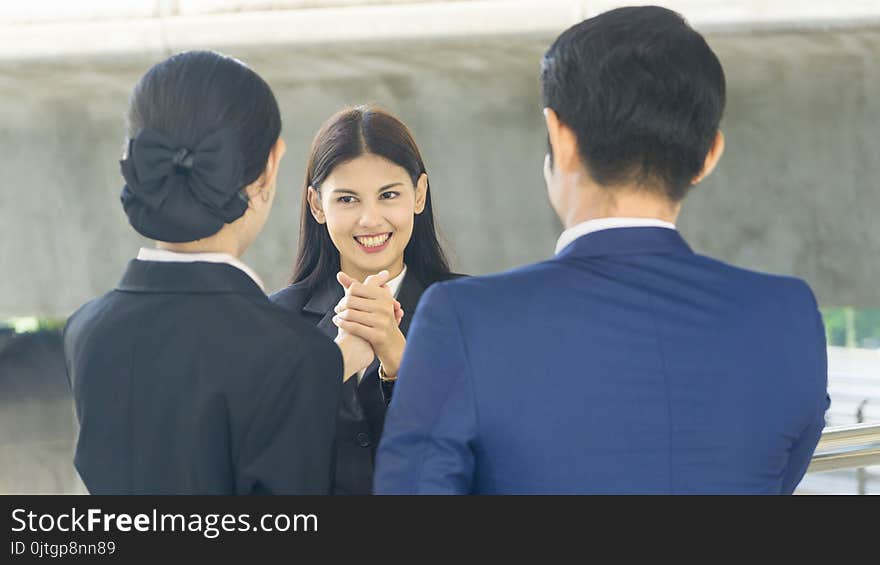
[374,227,829,494]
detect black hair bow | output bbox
[120,128,248,242]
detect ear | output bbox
[543,107,581,174]
[414,173,428,215]
[266,137,286,184]
[692,130,725,185]
[246,137,287,203]
[307,185,326,224]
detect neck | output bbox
[561,181,681,229]
[340,257,405,284]
[157,225,243,257]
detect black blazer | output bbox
[63,260,343,494]
[270,270,462,495]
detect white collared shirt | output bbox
[136,247,265,292]
[554,217,677,255]
[355,264,407,384]
[384,264,407,300]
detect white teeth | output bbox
[356,234,390,248]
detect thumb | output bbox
[363,270,391,287]
[336,271,356,290]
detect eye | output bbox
[380,191,400,200]
[337,195,357,204]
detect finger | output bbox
[334,309,378,328]
[336,271,356,290]
[347,281,393,301]
[332,318,381,343]
[335,295,381,314]
[363,270,391,287]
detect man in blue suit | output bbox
[373,6,829,494]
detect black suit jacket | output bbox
[270,270,461,494]
[63,260,343,494]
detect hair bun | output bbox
[119,128,248,242]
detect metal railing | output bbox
[807,422,880,473]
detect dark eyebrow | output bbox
[330,183,403,195]
[378,183,404,191]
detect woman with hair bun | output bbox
[63,51,373,494]
[271,105,462,495]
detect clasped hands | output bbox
[333,270,405,382]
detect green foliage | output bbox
[821,308,880,348]
[1,318,65,334]
[36,319,66,332]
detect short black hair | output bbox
[540,6,726,201]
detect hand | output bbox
[332,269,390,381]
[336,271,405,325]
[333,270,407,378]
[334,330,374,382]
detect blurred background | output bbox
[1,0,878,494]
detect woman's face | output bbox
[309,153,427,282]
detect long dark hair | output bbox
[292,106,450,290]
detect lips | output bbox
[354,232,392,253]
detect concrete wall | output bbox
[0,330,86,494]
[1,28,879,319]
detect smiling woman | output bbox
[309,152,428,283]
[288,105,450,291]
[270,105,461,495]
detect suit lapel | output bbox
[362,359,381,383]
[302,279,345,340]
[394,271,427,338]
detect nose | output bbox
[357,200,383,230]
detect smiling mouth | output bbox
[354,232,392,250]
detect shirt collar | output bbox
[136,247,265,292]
[385,264,407,299]
[555,217,677,255]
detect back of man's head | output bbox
[541,5,726,201]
